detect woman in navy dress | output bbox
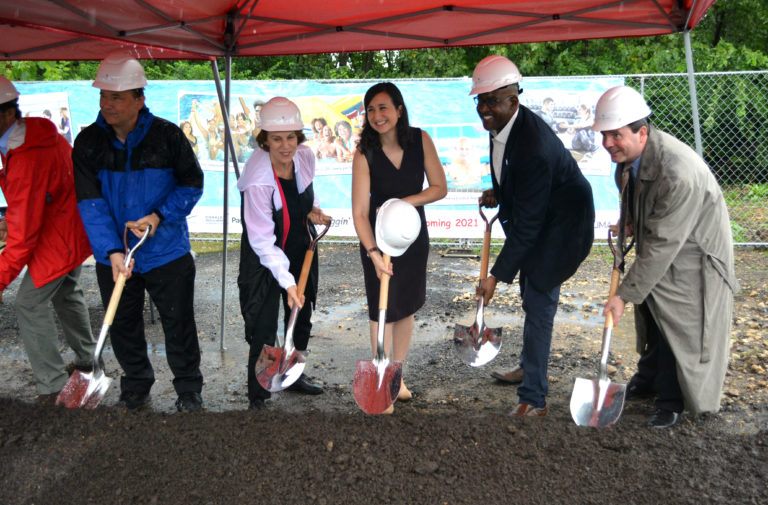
[351,82,447,407]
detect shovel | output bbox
[569,227,634,428]
[56,224,152,409]
[255,220,330,392]
[353,253,403,414]
[453,203,502,367]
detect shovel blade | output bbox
[56,370,113,409]
[255,345,307,392]
[453,323,502,367]
[570,377,627,428]
[352,359,402,415]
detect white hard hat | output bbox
[375,198,421,257]
[260,97,303,131]
[470,55,523,95]
[592,86,652,131]
[92,52,148,92]
[0,76,19,104]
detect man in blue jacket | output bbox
[471,56,595,417]
[73,52,205,413]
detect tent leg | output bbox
[210,57,240,351]
[684,30,703,157]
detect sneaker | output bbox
[176,392,203,413]
[118,390,151,410]
[647,408,681,429]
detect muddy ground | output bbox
[1,243,766,504]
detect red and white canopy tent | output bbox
[1,0,714,60]
[0,0,716,345]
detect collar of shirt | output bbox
[629,154,642,180]
[0,121,15,157]
[491,110,518,182]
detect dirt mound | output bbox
[1,244,767,503]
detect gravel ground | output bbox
[1,243,766,504]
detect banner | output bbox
[6,77,623,239]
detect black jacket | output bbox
[489,105,595,291]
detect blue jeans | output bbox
[517,274,561,409]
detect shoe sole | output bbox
[490,371,523,384]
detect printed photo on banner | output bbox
[16,91,73,146]
[519,78,619,177]
[177,92,364,170]
[0,92,73,207]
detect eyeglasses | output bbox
[473,95,514,108]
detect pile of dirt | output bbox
[1,244,766,504]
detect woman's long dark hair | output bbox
[357,82,411,156]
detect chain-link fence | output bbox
[626,71,768,246]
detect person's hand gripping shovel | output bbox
[570,221,634,428]
[56,223,152,409]
[353,199,421,414]
[255,219,331,392]
[453,202,502,366]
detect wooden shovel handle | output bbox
[296,249,314,298]
[104,273,127,326]
[480,230,492,280]
[604,267,621,330]
[378,254,391,311]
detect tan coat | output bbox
[616,127,738,414]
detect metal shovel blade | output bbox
[255,344,307,392]
[56,370,113,409]
[570,377,626,428]
[353,358,402,415]
[255,300,308,392]
[453,299,502,367]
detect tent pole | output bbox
[683,29,703,157]
[222,56,232,351]
[210,57,240,351]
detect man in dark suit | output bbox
[471,55,595,417]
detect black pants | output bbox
[243,279,313,402]
[96,253,202,396]
[634,302,684,413]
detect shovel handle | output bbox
[478,202,498,280]
[604,267,621,330]
[295,220,331,298]
[379,254,391,311]
[297,249,314,298]
[480,230,492,280]
[104,273,127,326]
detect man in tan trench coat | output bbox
[595,86,738,429]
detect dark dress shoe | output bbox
[286,374,324,395]
[513,403,549,417]
[491,365,524,384]
[647,408,680,429]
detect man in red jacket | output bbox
[0,76,96,405]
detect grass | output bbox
[723,183,767,244]
[190,233,242,255]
